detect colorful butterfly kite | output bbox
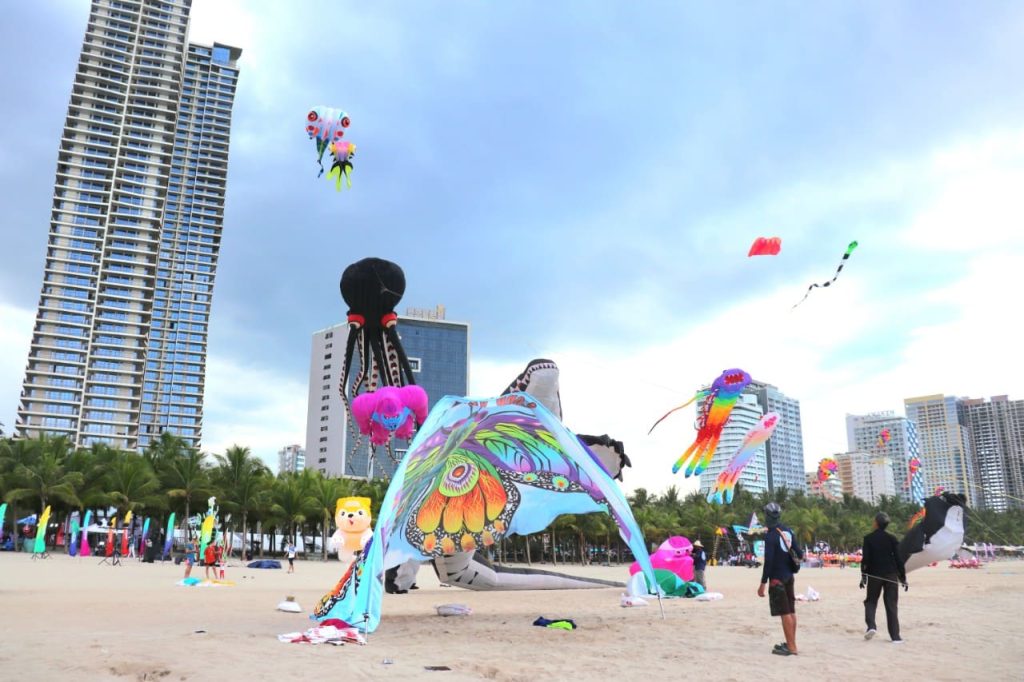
[706,412,780,504]
[748,236,782,257]
[304,106,355,189]
[791,240,858,309]
[311,393,658,633]
[649,368,753,476]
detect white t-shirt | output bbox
[287,546,296,559]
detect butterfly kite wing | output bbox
[313,394,658,633]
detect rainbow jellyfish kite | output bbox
[707,412,780,504]
[649,369,752,476]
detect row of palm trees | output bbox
[0,433,387,559]
[4,433,1021,563]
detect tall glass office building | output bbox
[14,0,240,450]
[747,380,806,493]
[306,311,470,478]
[845,412,922,505]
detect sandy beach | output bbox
[1,552,1022,681]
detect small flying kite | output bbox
[791,240,858,309]
[748,236,782,257]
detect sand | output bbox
[1,552,1022,681]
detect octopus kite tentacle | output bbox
[791,240,859,309]
[337,258,425,471]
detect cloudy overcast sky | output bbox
[1,1,1023,495]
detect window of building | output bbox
[322,394,329,401]
[321,405,329,411]
[408,357,422,372]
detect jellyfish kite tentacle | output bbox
[338,259,425,469]
[706,413,780,504]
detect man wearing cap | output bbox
[757,502,803,656]
[692,540,708,588]
[860,511,907,643]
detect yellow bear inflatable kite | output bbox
[330,497,373,565]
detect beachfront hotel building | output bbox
[834,451,896,505]
[845,412,923,505]
[746,380,806,493]
[13,0,241,451]
[698,393,770,498]
[277,444,306,475]
[959,396,1024,512]
[305,306,470,478]
[904,394,977,506]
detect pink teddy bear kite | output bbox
[351,385,429,445]
[629,536,695,583]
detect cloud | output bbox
[0,302,34,435]
[201,353,309,471]
[469,127,1024,498]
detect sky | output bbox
[1,1,1023,496]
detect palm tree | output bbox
[270,473,316,548]
[164,449,210,535]
[5,443,83,546]
[66,443,122,512]
[106,453,162,516]
[213,445,270,558]
[0,437,40,541]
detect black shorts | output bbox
[205,560,217,567]
[768,578,796,616]
[288,557,294,565]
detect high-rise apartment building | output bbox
[959,396,1024,512]
[278,444,306,475]
[834,451,896,504]
[846,412,922,504]
[306,309,470,478]
[14,0,240,451]
[747,380,806,493]
[904,394,976,506]
[698,393,770,498]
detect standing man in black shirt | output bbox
[860,512,907,643]
[758,502,803,656]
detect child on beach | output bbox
[184,539,197,579]
[286,542,297,574]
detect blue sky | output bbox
[1,1,1023,494]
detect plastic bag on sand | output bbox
[277,596,302,613]
[795,586,820,602]
[694,592,724,602]
[621,594,649,607]
[435,603,472,617]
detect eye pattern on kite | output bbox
[305,105,356,190]
[707,412,780,504]
[791,240,858,309]
[311,393,658,633]
[748,236,782,257]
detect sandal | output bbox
[772,646,797,656]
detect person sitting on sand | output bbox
[758,502,803,657]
